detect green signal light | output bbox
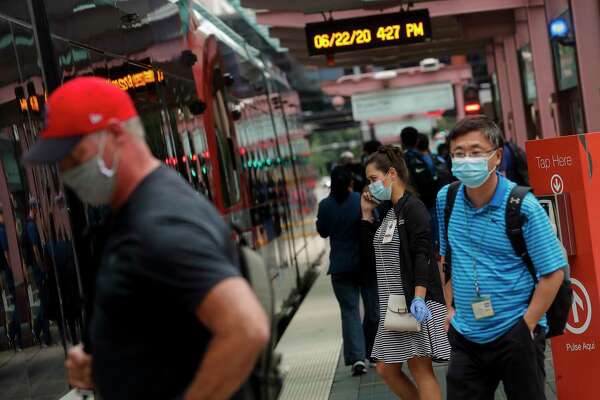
[191,169,197,177]
[266,159,272,166]
[202,167,207,174]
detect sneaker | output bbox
[351,360,367,376]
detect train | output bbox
[0,1,321,399]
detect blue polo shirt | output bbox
[437,175,567,344]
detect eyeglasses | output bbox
[451,148,497,159]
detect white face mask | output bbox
[60,133,120,206]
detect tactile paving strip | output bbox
[276,264,342,400]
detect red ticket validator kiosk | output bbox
[526,133,600,399]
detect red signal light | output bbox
[464,102,481,114]
[239,147,247,156]
[192,154,198,161]
[203,151,210,159]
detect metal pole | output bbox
[26,0,60,92]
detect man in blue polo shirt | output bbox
[437,116,566,400]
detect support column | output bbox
[503,36,528,146]
[454,82,465,120]
[527,5,559,137]
[571,0,600,132]
[494,41,515,141]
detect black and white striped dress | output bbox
[371,208,451,363]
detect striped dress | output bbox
[371,208,451,363]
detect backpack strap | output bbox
[443,182,461,282]
[505,186,537,284]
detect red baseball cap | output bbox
[23,77,138,164]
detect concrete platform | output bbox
[275,239,559,400]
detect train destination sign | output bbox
[305,10,432,56]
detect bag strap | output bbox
[505,186,537,284]
[443,182,460,282]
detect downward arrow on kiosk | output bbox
[572,291,584,324]
[553,179,562,193]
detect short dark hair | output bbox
[417,133,430,152]
[330,165,352,204]
[400,127,419,148]
[437,142,449,155]
[363,140,382,156]
[449,116,504,149]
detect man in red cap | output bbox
[24,77,269,400]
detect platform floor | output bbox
[277,251,559,400]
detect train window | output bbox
[212,67,240,208]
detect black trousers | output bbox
[446,319,547,400]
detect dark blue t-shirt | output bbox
[91,166,241,400]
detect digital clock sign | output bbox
[305,10,432,56]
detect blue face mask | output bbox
[369,174,392,202]
[451,152,497,188]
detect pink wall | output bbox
[545,0,570,19]
[571,0,600,131]
[504,35,528,146]
[527,5,560,137]
[494,41,515,141]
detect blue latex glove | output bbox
[410,297,432,323]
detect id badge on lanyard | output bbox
[382,219,397,244]
[471,295,495,320]
[470,259,495,319]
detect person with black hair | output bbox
[363,140,383,158]
[417,133,436,176]
[436,143,450,165]
[400,127,438,210]
[438,116,565,399]
[361,145,449,400]
[316,166,368,376]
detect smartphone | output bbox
[368,189,382,205]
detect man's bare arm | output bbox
[184,277,270,400]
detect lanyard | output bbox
[464,204,490,298]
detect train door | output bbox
[200,37,250,227]
[0,22,85,399]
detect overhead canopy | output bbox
[240,0,526,67]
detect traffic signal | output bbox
[463,85,481,115]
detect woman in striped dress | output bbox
[360,146,450,400]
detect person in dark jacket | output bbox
[360,146,449,399]
[316,166,367,376]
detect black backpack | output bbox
[433,156,453,189]
[443,182,573,338]
[505,141,530,186]
[404,150,438,209]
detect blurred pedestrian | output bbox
[23,77,269,400]
[0,207,22,351]
[439,116,567,399]
[317,166,368,376]
[361,145,450,400]
[360,139,383,363]
[339,151,367,193]
[436,143,450,165]
[23,198,53,347]
[400,127,438,211]
[362,140,382,160]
